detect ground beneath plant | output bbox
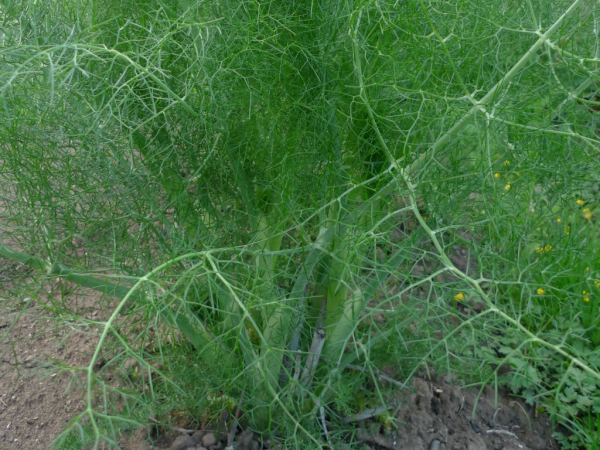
[0,257,559,450]
[119,373,559,450]
[361,373,557,450]
[0,263,87,448]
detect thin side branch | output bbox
[343,405,390,424]
[345,364,408,390]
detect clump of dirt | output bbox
[354,373,557,450]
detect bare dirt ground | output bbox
[0,258,166,450]
[364,373,558,450]
[0,259,94,449]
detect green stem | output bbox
[407,0,586,175]
[0,242,142,302]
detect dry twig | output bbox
[148,416,209,435]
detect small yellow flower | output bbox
[536,245,553,254]
[504,160,510,165]
[584,297,590,302]
[586,267,590,272]
[536,227,541,231]
[504,184,511,191]
[494,173,500,178]
[564,226,570,235]
[583,208,592,219]
[537,288,545,295]
[577,199,585,206]
[454,292,464,301]
[594,280,600,289]
[583,290,589,295]
[556,217,562,223]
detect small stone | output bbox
[202,433,217,447]
[239,430,253,446]
[191,431,206,444]
[170,434,196,450]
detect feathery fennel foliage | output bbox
[1,0,600,448]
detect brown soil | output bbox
[0,260,95,449]
[0,255,167,450]
[118,372,560,450]
[356,373,558,450]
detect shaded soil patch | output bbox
[353,373,557,450]
[118,373,558,450]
